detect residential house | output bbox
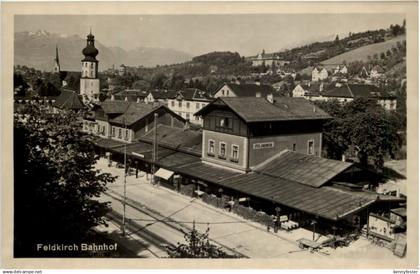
[248,50,290,67]
[82,100,130,137]
[112,89,148,102]
[291,84,306,97]
[333,64,348,75]
[52,89,84,112]
[360,66,371,79]
[370,65,385,79]
[308,83,397,110]
[82,100,186,142]
[312,67,329,82]
[144,89,178,104]
[167,88,212,125]
[213,83,276,98]
[108,102,185,143]
[291,82,325,98]
[195,96,331,172]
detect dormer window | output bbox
[219,117,229,128]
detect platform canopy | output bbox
[154,168,174,180]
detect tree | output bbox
[14,104,115,257]
[316,98,402,170]
[166,222,237,258]
[132,79,151,90]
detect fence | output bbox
[200,193,275,228]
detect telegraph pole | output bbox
[152,112,158,185]
[122,103,129,237]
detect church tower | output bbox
[80,29,100,103]
[53,45,60,73]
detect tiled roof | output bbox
[149,89,178,99]
[196,97,331,123]
[323,84,396,99]
[99,100,131,114]
[176,88,212,102]
[114,90,149,101]
[93,139,393,221]
[109,102,163,126]
[139,124,202,156]
[223,83,275,97]
[218,173,374,220]
[52,89,84,110]
[253,151,353,188]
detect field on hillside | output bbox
[299,35,406,75]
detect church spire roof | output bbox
[82,29,99,62]
[55,45,60,65]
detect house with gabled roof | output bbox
[52,89,85,112]
[195,96,331,172]
[308,83,397,110]
[212,83,276,99]
[82,100,186,142]
[312,67,329,82]
[167,88,212,125]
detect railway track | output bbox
[103,191,247,258]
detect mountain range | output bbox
[14,30,194,71]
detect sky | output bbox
[15,14,405,56]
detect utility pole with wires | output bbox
[121,102,129,237]
[152,112,158,186]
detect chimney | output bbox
[267,93,274,104]
[110,94,115,101]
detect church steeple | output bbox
[82,29,99,62]
[53,44,60,73]
[80,30,100,103]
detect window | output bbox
[226,90,229,96]
[178,101,182,108]
[219,117,230,128]
[308,140,314,155]
[195,115,199,121]
[125,129,129,140]
[196,103,200,109]
[118,128,122,138]
[171,101,175,107]
[112,127,115,137]
[208,140,215,155]
[186,102,190,109]
[232,145,239,160]
[292,143,296,152]
[202,103,206,108]
[219,142,226,158]
[186,113,190,120]
[222,90,225,96]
